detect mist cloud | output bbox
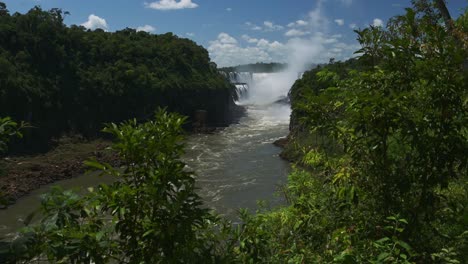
[209,1,359,68]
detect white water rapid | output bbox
[184,71,299,217]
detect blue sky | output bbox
[2,0,467,67]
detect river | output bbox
[187,102,291,217]
[0,72,295,237]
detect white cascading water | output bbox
[228,71,301,125]
[233,72,296,105]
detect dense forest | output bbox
[280,1,468,262]
[220,62,288,73]
[0,2,237,152]
[0,0,467,263]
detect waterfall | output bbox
[234,83,248,100]
[227,72,253,84]
[222,71,303,105]
[220,71,253,102]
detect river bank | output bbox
[0,138,119,208]
[0,105,246,208]
[0,103,292,238]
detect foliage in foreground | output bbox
[278,2,468,262]
[0,117,24,155]
[0,117,24,206]
[4,110,234,263]
[1,1,467,263]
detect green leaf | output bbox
[84,160,107,171]
[378,252,390,261]
[23,210,37,226]
[375,237,391,244]
[96,231,104,241]
[397,241,412,252]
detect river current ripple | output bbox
[184,103,291,217]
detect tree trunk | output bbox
[434,0,454,32]
[434,0,466,70]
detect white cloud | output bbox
[372,18,384,27]
[334,19,344,26]
[349,23,357,29]
[136,25,156,32]
[81,14,108,30]
[208,33,288,67]
[186,32,195,37]
[245,22,262,31]
[242,34,259,43]
[285,29,310,37]
[217,32,237,44]
[308,2,329,32]
[208,31,356,68]
[145,0,198,10]
[245,21,284,32]
[257,39,285,52]
[287,20,309,27]
[323,34,342,44]
[226,7,232,12]
[209,2,359,68]
[263,21,284,31]
[296,20,308,26]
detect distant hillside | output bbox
[220,62,288,73]
[219,62,322,73]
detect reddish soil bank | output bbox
[0,139,119,207]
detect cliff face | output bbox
[280,59,360,163]
[278,70,315,163]
[167,86,244,130]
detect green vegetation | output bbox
[2,110,235,263]
[0,117,23,155]
[1,1,467,263]
[280,1,468,262]
[0,117,24,206]
[0,2,235,152]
